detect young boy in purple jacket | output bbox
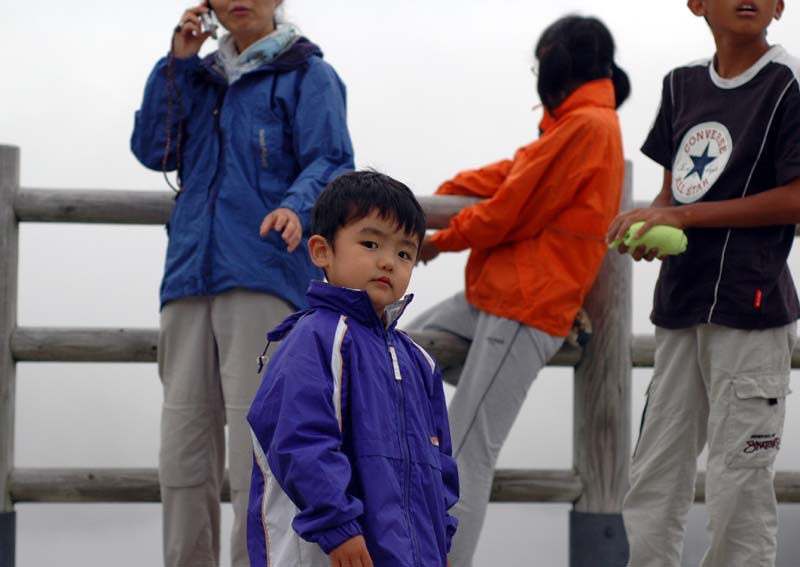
[247,171,459,567]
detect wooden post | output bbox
[570,162,633,567]
[0,145,19,567]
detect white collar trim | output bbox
[709,45,786,89]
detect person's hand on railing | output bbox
[418,235,440,264]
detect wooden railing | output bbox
[2,144,799,566]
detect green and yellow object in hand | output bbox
[608,221,687,258]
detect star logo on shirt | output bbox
[684,143,717,181]
[672,122,732,204]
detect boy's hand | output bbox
[330,535,374,567]
[607,206,683,262]
[418,235,440,264]
[260,208,302,253]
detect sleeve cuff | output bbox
[315,519,363,554]
[445,515,458,553]
[430,227,469,252]
[279,195,311,233]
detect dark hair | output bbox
[535,15,630,112]
[312,170,426,249]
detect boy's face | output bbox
[688,0,784,36]
[309,210,419,317]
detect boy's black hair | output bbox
[312,170,426,249]
[535,15,631,112]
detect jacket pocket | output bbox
[725,372,791,469]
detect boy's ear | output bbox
[775,0,785,20]
[308,235,332,269]
[687,0,706,17]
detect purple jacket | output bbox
[247,281,458,566]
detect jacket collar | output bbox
[538,78,616,133]
[307,280,413,331]
[200,36,322,79]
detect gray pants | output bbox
[158,288,293,567]
[624,323,795,567]
[408,292,563,567]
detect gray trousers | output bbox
[158,289,293,567]
[623,323,795,567]
[408,292,563,567]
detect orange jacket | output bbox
[430,79,624,336]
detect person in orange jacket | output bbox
[408,15,629,566]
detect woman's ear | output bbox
[308,235,332,269]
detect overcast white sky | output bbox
[4,1,800,565]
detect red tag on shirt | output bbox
[754,289,763,309]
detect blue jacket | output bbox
[247,281,459,567]
[131,39,354,309]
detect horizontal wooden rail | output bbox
[7,467,580,504]
[14,189,479,230]
[15,190,174,225]
[631,334,800,368]
[12,328,159,363]
[10,467,800,504]
[10,327,582,379]
[13,328,800,372]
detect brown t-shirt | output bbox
[643,46,800,330]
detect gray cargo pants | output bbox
[408,292,563,567]
[158,288,292,567]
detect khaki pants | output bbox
[408,292,563,567]
[624,323,795,567]
[158,289,293,567]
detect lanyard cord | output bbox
[162,32,185,194]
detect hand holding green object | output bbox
[608,221,688,257]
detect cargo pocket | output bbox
[725,373,791,469]
[159,405,215,487]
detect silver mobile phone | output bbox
[199,10,219,39]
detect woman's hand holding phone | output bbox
[173,3,214,59]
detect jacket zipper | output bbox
[202,94,226,293]
[386,333,421,566]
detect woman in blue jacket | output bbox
[130,1,354,565]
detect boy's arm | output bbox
[250,328,365,555]
[608,172,800,259]
[435,159,514,198]
[430,116,616,253]
[431,365,459,551]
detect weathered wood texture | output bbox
[572,164,633,514]
[7,467,582,504]
[0,146,20,512]
[15,328,800,371]
[15,189,174,225]
[10,327,582,373]
[12,328,159,363]
[14,189,478,231]
[10,467,800,504]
